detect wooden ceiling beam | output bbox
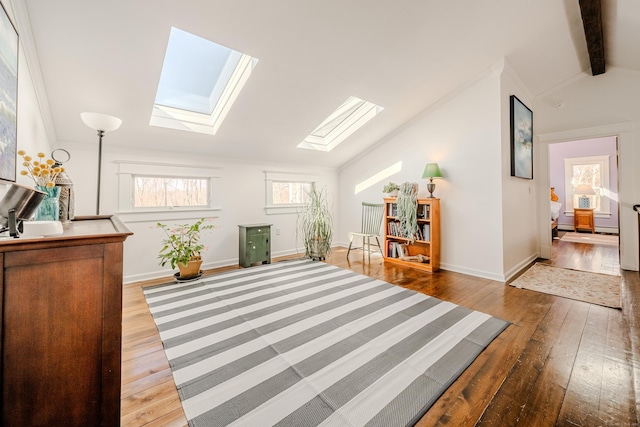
[579,0,605,75]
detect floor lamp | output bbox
[80,112,122,215]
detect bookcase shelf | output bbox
[383,197,440,272]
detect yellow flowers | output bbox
[17,150,64,188]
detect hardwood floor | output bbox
[545,231,621,276]
[121,240,639,426]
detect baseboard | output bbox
[558,224,619,234]
[503,254,538,283]
[438,263,507,282]
[123,249,309,284]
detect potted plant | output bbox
[157,218,215,279]
[383,182,400,197]
[298,185,333,260]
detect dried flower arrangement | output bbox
[18,150,64,188]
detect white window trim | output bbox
[115,160,222,223]
[264,170,318,215]
[563,155,611,218]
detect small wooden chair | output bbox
[347,202,385,262]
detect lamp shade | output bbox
[81,112,122,132]
[422,163,443,179]
[574,184,596,195]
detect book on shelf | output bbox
[387,241,409,258]
[423,223,430,241]
[387,203,398,217]
[416,204,431,220]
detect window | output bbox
[297,96,384,152]
[150,27,258,135]
[133,176,209,208]
[564,155,611,216]
[264,171,318,214]
[115,160,222,222]
[271,182,311,205]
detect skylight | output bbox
[297,96,384,152]
[150,27,258,135]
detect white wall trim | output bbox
[503,253,538,282]
[538,122,634,142]
[117,208,222,223]
[557,224,620,234]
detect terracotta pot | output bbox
[178,258,203,278]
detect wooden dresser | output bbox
[0,217,132,426]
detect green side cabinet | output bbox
[238,223,272,268]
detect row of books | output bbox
[386,203,431,220]
[387,242,409,258]
[387,221,430,242]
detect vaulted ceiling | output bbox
[22,0,640,167]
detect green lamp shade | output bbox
[422,163,443,179]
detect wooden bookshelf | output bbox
[383,197,440,272]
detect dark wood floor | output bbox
[121,238,639,426]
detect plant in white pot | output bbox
[298,185,333,260]
[383,182,400,197]
[157,218,215,279]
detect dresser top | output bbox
[0,216,132,251]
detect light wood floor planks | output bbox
[121,240,639,426]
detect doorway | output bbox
[547,136,620,274]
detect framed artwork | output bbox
[510,95,533,180]
[0,0,17,183]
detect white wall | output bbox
[57,140,339,283]
[0,1,52,198]
[499,64,539,279]
[339,66,509,281]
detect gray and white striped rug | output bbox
[144,259,508,427]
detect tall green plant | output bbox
[397,182,418,242]
[298,185,333,260]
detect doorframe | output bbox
[537,122,638,271]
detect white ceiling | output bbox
[22,0,638,168]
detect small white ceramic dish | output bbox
[21,220,63,237]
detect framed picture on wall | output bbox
[510,95,533,180]
[0,0,17,183]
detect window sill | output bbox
[265,205,302,215]
[116,207,222,223]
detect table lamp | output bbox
[575,184,596,208]
[422,163,443,198]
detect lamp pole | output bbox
[96,129,105,215]
[80,112,122,217]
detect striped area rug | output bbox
[144,259,508,426]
